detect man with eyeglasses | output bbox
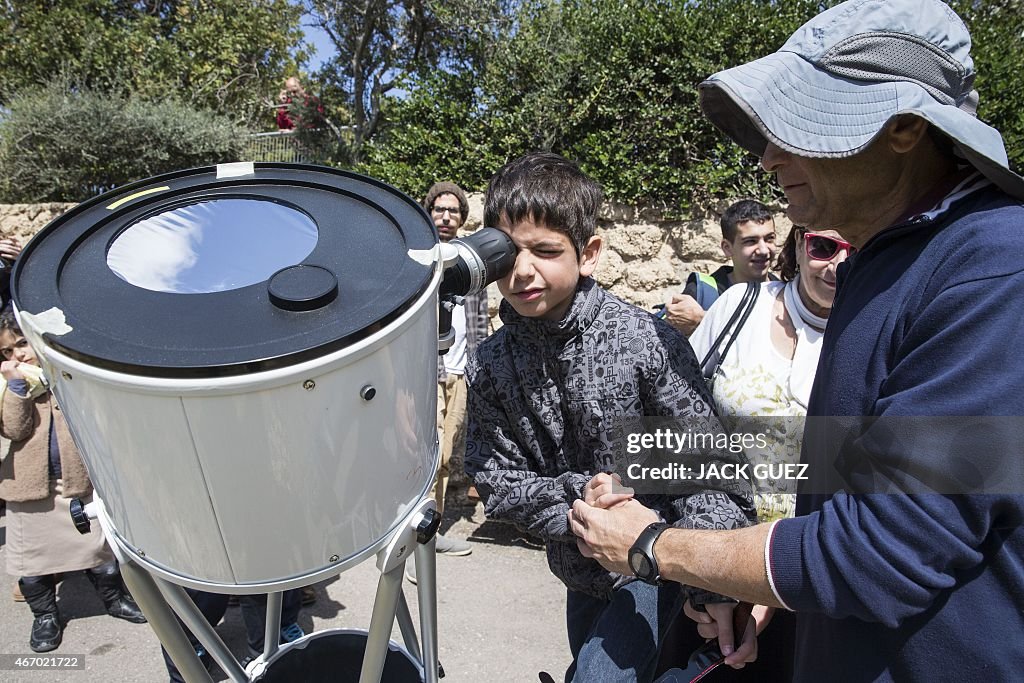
[410,182,489,572]
[569,1,1024,680]
[661,199,778,336]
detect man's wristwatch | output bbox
[628,522,670,585]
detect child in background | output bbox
[0,308,146,652]
[464,152,754,682]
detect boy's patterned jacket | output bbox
[465,278,754,599]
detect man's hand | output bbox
[569,498,659,575]
[583,472,634,509]
[664,294,705,336]
[684,600,760,668]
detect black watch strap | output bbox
[629,521,669,585]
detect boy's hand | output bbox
[1,359,26,381]
[664,294,705,336]
[570,498,659,575]
[583,472,634,509]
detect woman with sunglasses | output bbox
[683,227,853,680]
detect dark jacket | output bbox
[465,278,754,599]
[768,183,1024,681]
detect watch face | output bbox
[629,550,652,578]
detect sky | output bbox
[302,17,335,71]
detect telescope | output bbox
[10,162,514,682]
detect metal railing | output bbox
[246,130,321,164]
[246,124,353,164]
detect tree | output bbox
[949,0,1024,172]
[0,81,246,202]
[358,67,494,198]
[302,0,509,164]
[362,0,826,213]
[0,1,308,126]
[362,0,1024,213]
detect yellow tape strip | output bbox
[106,186,171,210]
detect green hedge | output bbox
[361,0,1023,215]
[360,0,827,213]
[0,83,245,202]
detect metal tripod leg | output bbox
[366,498,442,683]
[118,560,215,683]
[157,580,249,683]
[414,538,440,683]
[264,591,283,661]
[396,590,422,664]
[359,563,405,682]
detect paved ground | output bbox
[0,495,572,682]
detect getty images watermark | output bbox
[610,416,1024,496]
[624,427,808,484]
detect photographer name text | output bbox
[626,462,809,482]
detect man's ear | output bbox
[886,114,931,154]
[578,235,603,277]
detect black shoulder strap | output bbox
[699,281,759,379]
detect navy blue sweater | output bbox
[768,185,1024,681]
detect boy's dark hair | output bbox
[721,199,773,242]
[0,306,20,335]
[484,152,602,255]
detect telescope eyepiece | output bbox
[439,228,516,298]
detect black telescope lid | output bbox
[12,163,437,378]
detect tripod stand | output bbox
[77,495,442,683]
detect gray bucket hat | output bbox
[699,0,1024,201]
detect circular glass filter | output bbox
[107,198,318,294]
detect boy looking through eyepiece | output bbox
[464,152,755,682]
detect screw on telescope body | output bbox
[69,498,91,534]
[303,379,315,391]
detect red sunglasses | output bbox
[804,232,856,261]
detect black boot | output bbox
[20,577,62,653]
[86,563,147,624]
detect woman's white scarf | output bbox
[783,275,827,408]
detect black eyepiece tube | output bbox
[439,227,516,297]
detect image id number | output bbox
[0,654,85,670]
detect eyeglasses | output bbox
[431,205,461,218]
[804,232,856,261]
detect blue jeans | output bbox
[565,580,684,683]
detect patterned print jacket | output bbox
[465,278,754,599]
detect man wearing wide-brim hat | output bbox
[569,0,1024,679]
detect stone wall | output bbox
[0,203,77,243]
[0,196,791,315]
[462,193,792,322]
